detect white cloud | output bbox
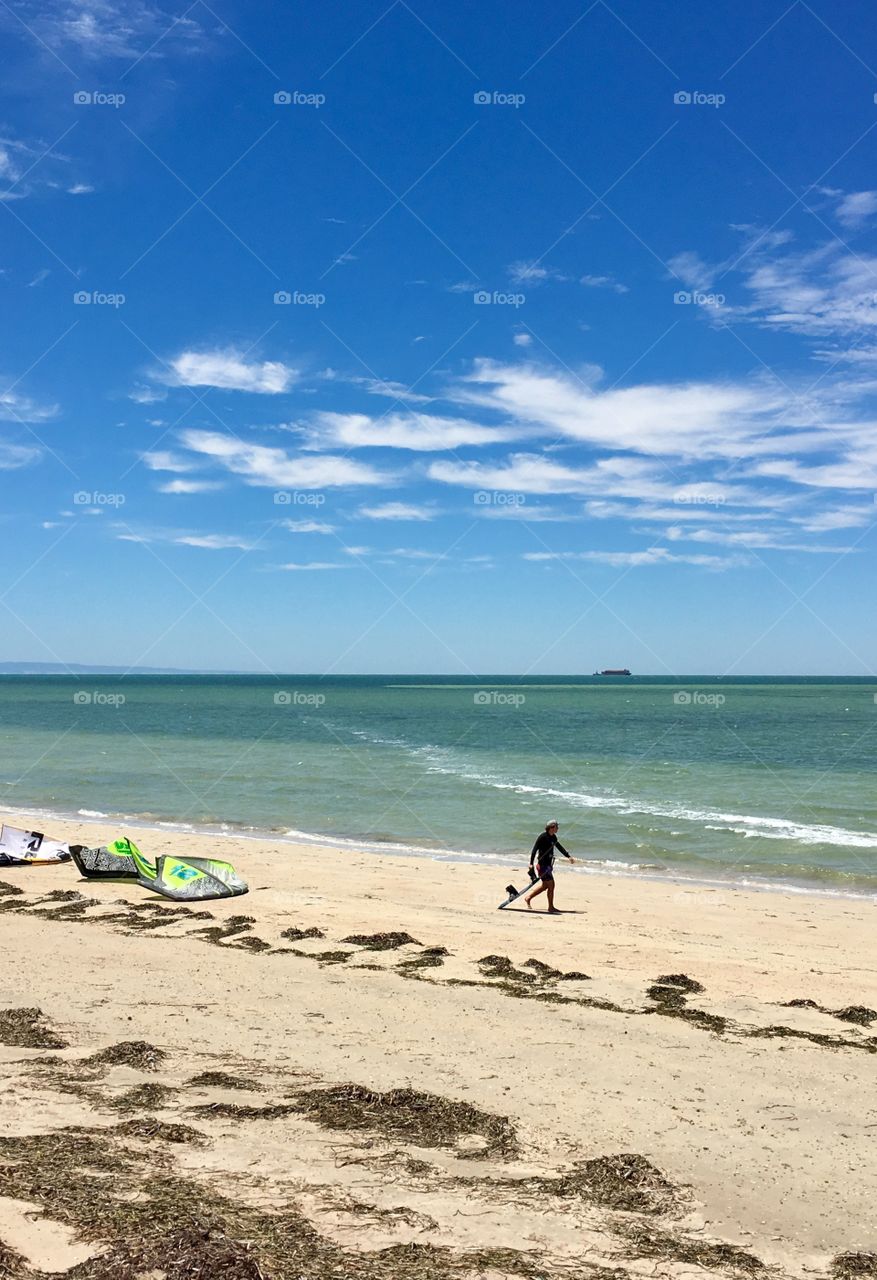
[524,548,746,569]
[27,269,50,288]
[141,450,200,473]
[305,411,519,452]
[281,519,336,533]
[175,534,254,550]
[179,429,389,488]
[24,0,207,59]
[836,191,877,229]
[165,349,297,394]
[446,358,799,460]
[512,333,532,348]
[67,183,94,195]
[129,384,167,404]
[356,502,433,521]
[0,388,59,423]
[275,561,353,571]
[507,260,566,285]
[0,440,41,469]
[580,274,629,294]
[157,478,222,494]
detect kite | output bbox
[70,836,247,901]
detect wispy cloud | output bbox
[17,0,208,60]
[161,349,298,395]
[580,274,628,294]
[0,440,42,469]
[356,502,434,521]
[524,548,747,569]
[178,429,390,489]
[304,410,518,452]
[0,388,59,423]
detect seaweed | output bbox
[495,1152,680,1214]
[0,1006,67,1049]
[280,924,325,941]
[748,1025,877,1052]
[655,973,705,994]
[0,880,24,897]
[112,1117,205,1145]
[832,1006,876,1026]
[85,1040,167,1071]
[780,997,820,1009]
[290,1084,518,1159]
[646,984,688,1009]
[187,1101,299,1121]
[622,1222,765,1272]
[833,1254,877,1279]
[107,1082,174,1112]
[228,936,272,952]
[341,932,421,951]
[188,1070,263,1091]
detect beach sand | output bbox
[1,811,875,1277]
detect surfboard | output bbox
[497,871,541,910]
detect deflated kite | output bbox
[0,824,71,866]
[70,836,247,901]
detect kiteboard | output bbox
[0,824,70,866]
[497,869,541,910]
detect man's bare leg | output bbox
[547,880,560,913]
[524,879,547,909]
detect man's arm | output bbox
[556,840,572,858]
[528,837,540,869]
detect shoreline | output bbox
[4,800,877,904]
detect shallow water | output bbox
[1,675,876,897]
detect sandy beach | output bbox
[1,811,876,1278]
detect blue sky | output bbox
[2,0,876,675]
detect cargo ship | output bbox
[594,668,631,676]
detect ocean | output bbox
[1,675,876,898]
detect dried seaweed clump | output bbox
[86,1040,167,1071]
[108,1081,174,1111]
[398,946,450,974]
[0,1006,67,1049]
[655,973,705,994]
[502,1153,679,1215]
[188,1069,263,1091]
[292,1083,518,1159]
[748,1026,877,1053]
[112,1117,205,1145]
[188,1101,298,1121]
[645,984,726,1035]
[833,1253,877,1279]
[833,1006,877,1026]
[781,997,820,1009]
[623,1222,765,1272]
[280,924,325,940]
[341,931,421,951]
[0,880,23,897]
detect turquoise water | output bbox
[1,675,876,896]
